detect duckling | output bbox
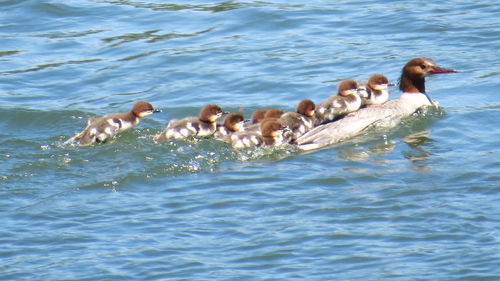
[214,113,246,141]
[245,108,284,133]
[66,101,161,146]
[315,79,368,124]
[230,119,288,149]
[154,104,225,142]
[263,108,284,120]
[251,109,269,124]
[279,99,316,141]
[362,74,393,105]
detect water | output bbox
[1,0,500,280]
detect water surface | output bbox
[1,0,500,280]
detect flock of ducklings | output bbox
[67,74,392,149]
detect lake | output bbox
[1,0,500,280]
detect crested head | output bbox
[402,58,438,78]
[367,74,389,91]
[251,109,268,124]
[199,104,224,123]
[398,57,456,93]
[337,79,359,96]
[260,120,284,138]
[296,99,315,117]
[223,113,245,132]
[131,101,161,118]
[263,108,284,119]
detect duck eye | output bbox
[419,64,426,69]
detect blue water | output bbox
[1,0,500,280]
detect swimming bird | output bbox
[250,108,284,124]
[154,104,225,142]
[67,101,161,146]
[297,58,457,150]
[278,99,316,141]
[251,109,269,124]
[361,74,394,105]
[214,113,246,141]
[245,108,284,133]
[263,108,284,120]
[230,119,288,149]
[315,79,369,125]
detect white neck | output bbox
[346,94,362,111]
[396,92,434,115]
[370,89,389,104]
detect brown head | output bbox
[223,113,245,132]
[263,108,284,119]
[251,109,268,124]
[131,101,161,118]
[337,79,359,97]
[199,104,225,123]
[367,74,390,91]
[296,99,315,117]
[260,119,285,138]
[399,58,457,93]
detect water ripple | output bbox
[101,0,249,12]
[1,0,500,280]
[1,58,102,75]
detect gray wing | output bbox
[67,117,121,146]
[279,112,313,141]
[66,117,98,146]
[315,96,349,124]
[296,101,405,151]
[279,112,302,130]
